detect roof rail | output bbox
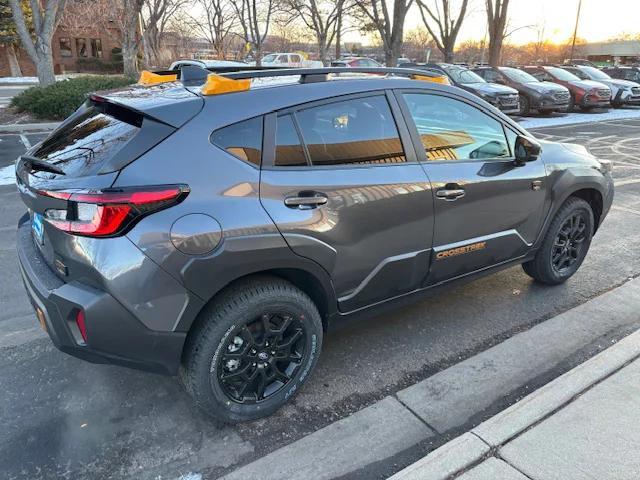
[139,65,451,94]
[219,66,447,84]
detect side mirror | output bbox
[514,135,541,166]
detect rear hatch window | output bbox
[30,103,141,179]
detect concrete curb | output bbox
[0,122,59,133]
[390,327,640,480]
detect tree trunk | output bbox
[318,34,328,65]
[488,37,502,66]
[123,48,138,79]
[335,6,342,59]
[7,44,22,77]
[35,39,56,86]
[444,48,454,63]
[254,45,262,67]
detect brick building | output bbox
[1,4,123,77]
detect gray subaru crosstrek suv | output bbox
[16,66,614,423]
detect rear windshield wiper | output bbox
[21,155,66,176]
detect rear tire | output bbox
[522,197,594,285]
[180,276,323,423]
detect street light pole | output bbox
[569,0,583,62]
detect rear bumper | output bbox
[16,214,185,375]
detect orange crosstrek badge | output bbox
[436,241,487,260]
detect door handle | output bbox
[436,188,466,201]
[284,193,328,209]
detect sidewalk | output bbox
[391,327,640,480]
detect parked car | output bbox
[331,57,382,67]
[16,66,613,423]
[396,57,412,66]
[602,66,640,84]
[406,62,520,114]
[473,66,571,115]
[559,65,640,107]
[169,59,247,70]
[521,65,611,111]
[255,53,323,68]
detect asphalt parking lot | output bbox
[1,118,640,479]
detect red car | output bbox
[522,66,611,111]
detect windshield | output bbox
[500,67,539,83]
[444,66,486,84]
[563,67,589,80]
[547,67,580,81]
[581,66,612,80]
[262,54,277,63]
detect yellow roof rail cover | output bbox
[412,74,451,86]
[138,70,177,86]
[202,74,251,95]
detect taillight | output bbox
[39,184,189,237]
[75,309,87,343]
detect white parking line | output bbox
[19,134,31,149]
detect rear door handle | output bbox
[436,188,466,201]
[284,193,328,209]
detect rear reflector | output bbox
[40,185,189,237]
[76,310,87,343]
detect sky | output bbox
[346,0,640,45]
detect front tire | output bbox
[180,276,323,423]
[522,197,594,285]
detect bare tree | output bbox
[9,0,67,85]
[232,0,278,66]
[285,0,344,65]
[485,0,509,66]
[188,0,236,59]
[353,0,413,67]
[417,0,469,63]
[404,27,436,62]
[141,0,188,67]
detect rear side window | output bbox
[211,116,263,166]
[31,105,140,178]
[295,96,406,166]
[275,115,307,166]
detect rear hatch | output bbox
[16,81,202,279]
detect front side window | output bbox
[211,117,263,166]
[295,95,406,166]
[402,93,511,161]
[481,69,500,83]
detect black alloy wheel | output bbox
[180,276,323,423]
[521,197,594,285]
[551,212,588,274]
[216,312,306,403]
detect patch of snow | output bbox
[0,73,100,85]
[0,164,16,186]
[518,107,640,129]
